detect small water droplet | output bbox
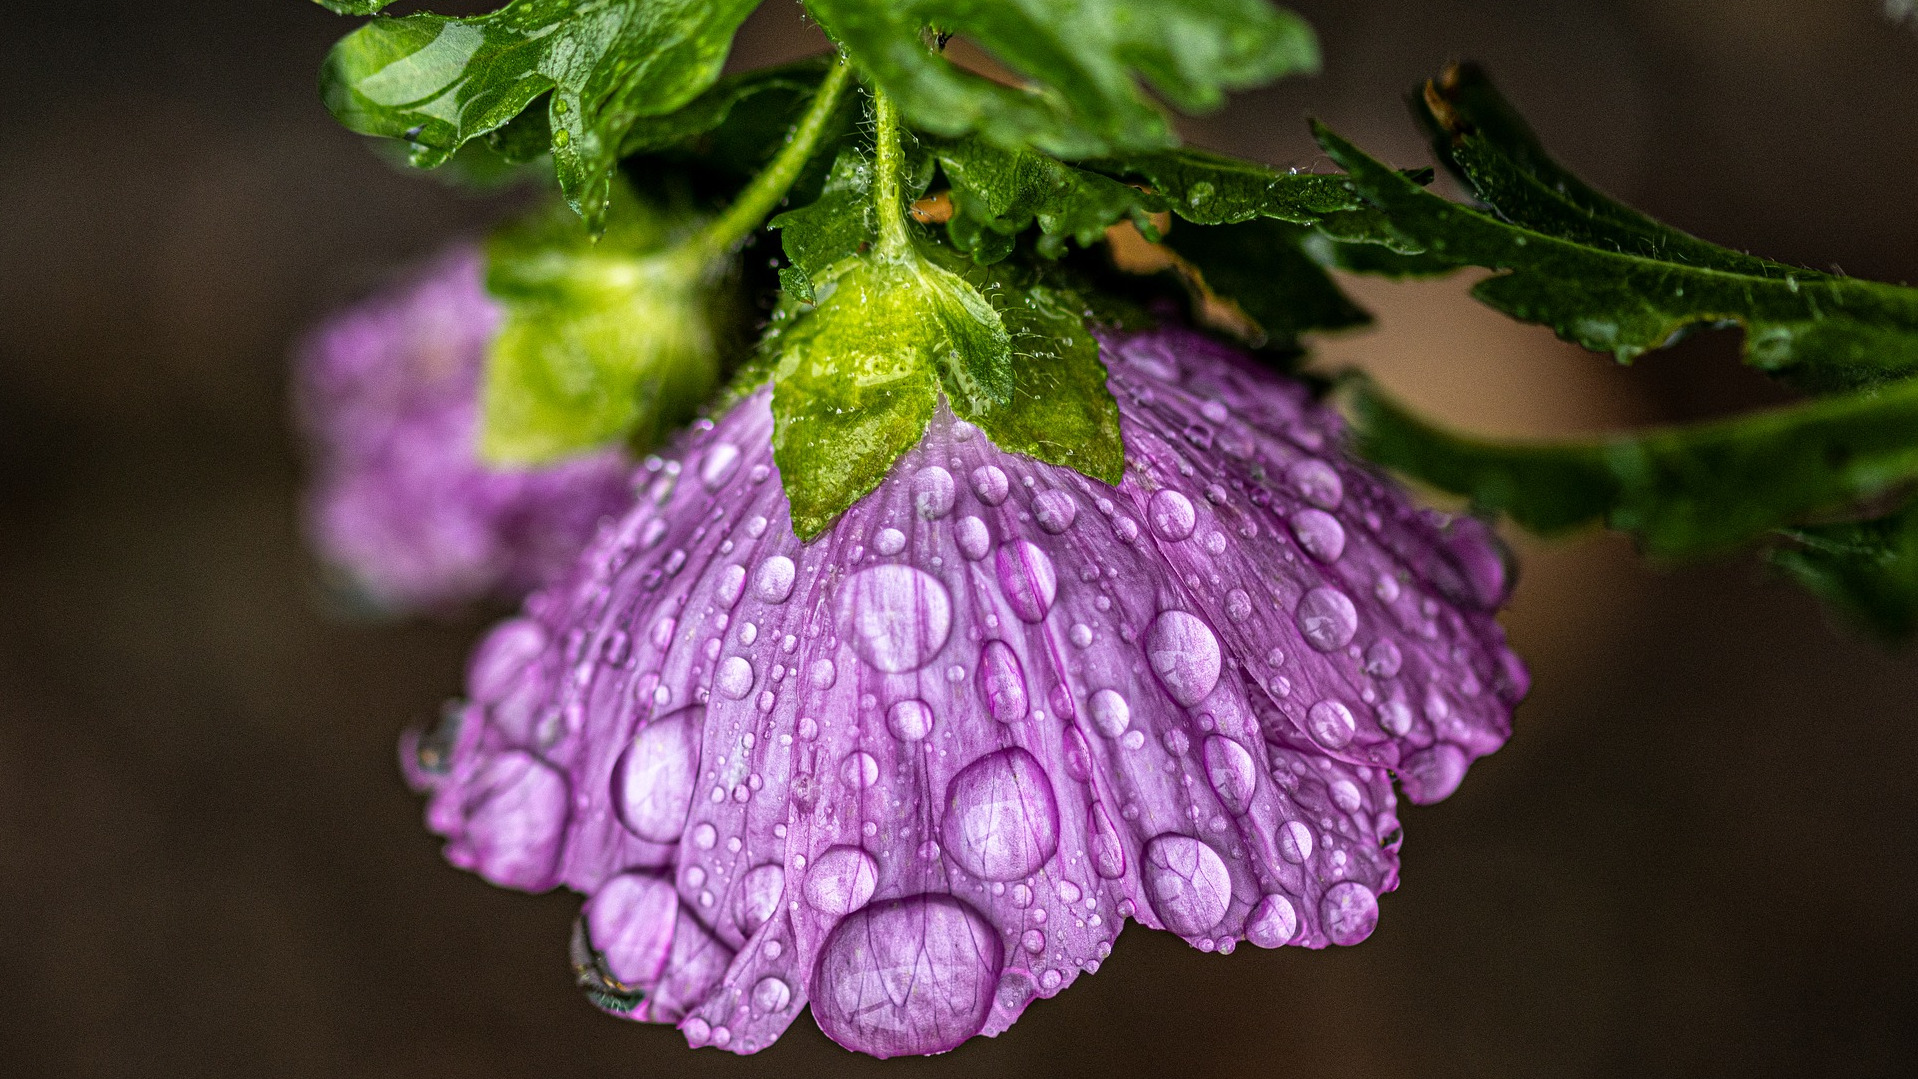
[887,698,934,740]
[979,640,1030,722]
[873,527,906,556]
[994,540,1057,623]
[914,466,956,519]
[716,657,754,700]
[1245,893,1299,948]
[1033,490,1078,533]
[1148,489,1196,541]
[1306,698,1356,749]
[840,751,879,788]
[700,443,741,490]
[1147,610,1222,706]
[1286,459,1343,509]
[1288,509,1346,562]
[804,845,879,914]
[1141,834,1231,936]
[1296,587,1358,652]
[971,465,1010,505]
[1202,735,1257,814]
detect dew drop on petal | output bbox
[1147,610,1222,706]
[1286,459,1343,510]
[810,895,1001,1057]
[1363,638,1403,678]
[462,751,569,889]
[840,751,880,789]
[612,707,702,842]
[1088,801,1126,879]
[971,465,1010,505]
[1022,928,1046,954]
[1141,834,1232,936]
[1401,742,1469,801]
[979,640,1030,723]
[691,822,717,849]
[716,656,754,700]
[1288,509,1346,562]
[803,845,880,914]
[1033,490,1078,533]
[1148,489,1196,541]
[1225,588,1252,623]
[1062,726,1093,783]
[1278,820,1315,864]
[914,466,956,519]
[941,747,1060,881]
[839,565,953,673]
[753,555,797,603]
[887,698,935,741]
[1296,587,1358,652]
[1245,893,1299,949]
[956,515,991,561]
[716,564,747,608]
[753,976,793,1013]
[700,443,741,490]
[873,527,907,556]
[994,541,1057,623]
[1306,698,1356,749]
[809,658,837,689]
[1201,735,1257,815]
[1088,689,1130,738]
[1377,698,1413,737]
[1321,881,1379,945]
[584,871,678,987]
[734,863,784,936]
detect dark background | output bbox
[4,1,1917,1076]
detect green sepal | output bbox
[772,136,935,288]
[929,137,1167,263]
[1345,374,1918,559]
[1771,500,1918,640]
[801,0,1315,160]
[319,0,762,232]
[479,180,726,464]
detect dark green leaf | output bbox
[929,137,1166,262]
[320,0,762,231]
[479,181,724,463]
[314,0,396,13]
[1315,82,1918,391]
[1085,147,1365,226]
[802,0,1317,158]
[1771,500,1918,640]
[770,146,878,284]
[1164,219,1371,341]
[1346,374,1918,558]
[618,55,835,158]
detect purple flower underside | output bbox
[297,247,633,613]
[404,323,1527,1058]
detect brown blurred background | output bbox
[4,1,1917,1076]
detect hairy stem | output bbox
[871,86,911,256]
[684,54,852,269]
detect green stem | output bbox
[682,54,852,269]
[871,87,911,255]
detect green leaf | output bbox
[319,0,762,231]
[1163,218,1371,341]
[1346,374,1918,558]
[314,0,396,13]
[479,180,725,463]
[618,55,837,159]
[1085,147,1367,226]
[1315,75,1918,391]
[1771,500,1918,640]
[770,147,879,285]
[929,137,1167,263]
[802,0,1317,159]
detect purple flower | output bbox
[404,322,1526,1057]
[297,246,634,613]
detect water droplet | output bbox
[1087,801,1127,878]
[716,565,747,607]
[1039,969,1063,991]
[1147,610,1222,706]
[1202,736,1257,814]
[979,640,1030,723]
[1296,587,1358,652]
[717,656,756,700]
[753,975,792,1013]
[1321,881,1379,945]
[1245,893,1299,948]
[470,619,547,702]
[584,871,677,987]
[1148,490,1196,541]
[700,443,741,490]
[1088,689,1130,738]
[1286,459,1343,509]
[942,747,1060,880]
[691,822,717,849]
[971,465,1010,505]
[1225,589,1252,623]
[1306,699,1356,749]
[1141,834,1231,936]
[1033,490,1078,533]
[995,540,1057,623]
[753,555,796,603]
[808,658,837,689]
[1278,820,1315,864]
[1401,742,1469,801]
[804,845,879,913]
[1062,725,1093,782]
[956,515,991,560]
[612,707,702,842]
[887,698,934,741]
[1069,623,1094,648]
[811,895,1001,1056]
[841,751,880,788]
[1288,509,1346,562]
[735,863,783,936]
[914,466,956,519]
[1377,698,1413,737]
[1363,638,1403,678]
[838,565,952,672]
[1022,928,1046,954]
[873,527,907,556]
[1375,573,1401,602]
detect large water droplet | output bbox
[1286,459,1343,510]
[1288,509,1346,562]
[700,443,741,490]
[463,750,569,889]
[914,466,956,519]
[1141,834,1232,937]
[754,555,796,603]
[716,564,747,608]
[994,540,1057,623]
[873,527,907,556]
[1363,638,1403,678]
[716,656,754,700]
[811,895,1001,1057]
[839,566,952,673]
[978,640,1030,723]
[841,751,880,789]
[1296,587,1358,652]
[1400,742,1469,801]
[612,707,702,842]
[1202,735,1257,815]
[1088,801,1126,879]
[753,975,793,1013]
[1245,893,1299,949]
[1321,881,1379,945]
[1278,820,1315,864]
[1033,490,1078,534]
[804,845,879,914]
[971,465,1010,505]
[1306,698,1356,749]
[1088,688,1130,738]
[1148,489,1196,541]
[942,747,1060,881]
[1147,610,1222,706]
[809,658,837,689]
[584,871,677,987]
[734,863,784,936]
[1377,697,1413,737]
[956,516,991,561]
[887,698,934,741]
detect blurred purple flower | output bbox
[404,322,1526,1057]
[296,246,634,613]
